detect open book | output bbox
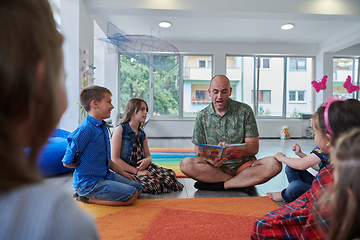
[198,143,247,160]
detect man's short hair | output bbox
[80,85,112,112]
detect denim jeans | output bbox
[281,165,315,202]
[76,173,143,202]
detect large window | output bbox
[333,57,359,98]
[227,55,314,118]
[119,55,179,117]
[119,54,315,119]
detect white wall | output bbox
[60,0,94,132]
[59,0,80,132]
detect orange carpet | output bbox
[78,197,279,240]
[150,148,196,178]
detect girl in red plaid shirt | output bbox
[316,128,360,240]
[252,99,360,240]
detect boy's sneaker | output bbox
[72,192,89,203]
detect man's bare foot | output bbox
[266,191,285,202]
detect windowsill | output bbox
[191,100,211,104]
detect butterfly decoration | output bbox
[311,75,327,93]
[343,75,360,94]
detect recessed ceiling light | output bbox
[281,23,294,30]
[159,21,171,28]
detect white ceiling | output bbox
[53,0,360,51]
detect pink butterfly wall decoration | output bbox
[311,75,327,93]
[343,75,360,93]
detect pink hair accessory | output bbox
[343,75,360,94]
[311,75,327,93]
[322,95,345,136]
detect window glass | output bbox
[298,91,305,101]
[119,54,179,117]
[226,56,255,111]
[289,59,297,70]
[258,57,283,116]
[153,56,179,116]
[286,57,313,117]
[183,55,213,117]
[262,58,270,69]
[333,57,356,98]
[289,91,296,101]
[119,55,149,113]
[298,59,306,70]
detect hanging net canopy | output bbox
[99,22,180,72]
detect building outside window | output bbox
[183,55,213,117]
[286,57,313,117]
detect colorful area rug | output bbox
[150,148,196,177]
[78,197,279,240]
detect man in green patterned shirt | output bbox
[180,75,282,191]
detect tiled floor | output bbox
[45,138,317,205]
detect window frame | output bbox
[118,53,316,120]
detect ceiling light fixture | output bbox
[281,23,294,30]
[159,21,171,28]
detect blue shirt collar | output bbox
[86,115,105,127]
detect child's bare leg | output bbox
[266,191,285,202]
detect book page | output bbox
[221,144,247,160]
[198,143,247,160]
[198,144,223,160]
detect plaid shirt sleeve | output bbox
[251,165,334,240]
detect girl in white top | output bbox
[0,0,98,239]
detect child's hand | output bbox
[273,152,286,161]
[292,143,307,158]
[136,157,152,171]
[292,143,301,154]
[124,172,137,181]
[137,170,151,175]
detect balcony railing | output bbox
[191,99,212,104]
[183,67,212,80]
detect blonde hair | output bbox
[120,98,148,129]
[80,85,112,112]
[327,128,360,240]
[0,0,64,191]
